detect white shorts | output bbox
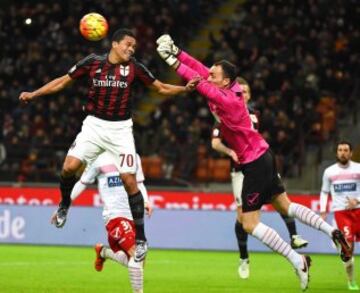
[67,115,136,174]
[231,171,244,207]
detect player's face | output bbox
[207,65,230,88]
[112,35,137,62]
[336,144,352,165]
[242,85,251,103]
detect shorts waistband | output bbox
[85,115,133,128]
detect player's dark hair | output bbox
[112,28,135,42]
[214,60,237,83]
[336,140,353,151]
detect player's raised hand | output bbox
[19,91,36,103]
[156,34,172,45]
[157,43,178,66]
[156,34,179,55]
[186,76,202,91]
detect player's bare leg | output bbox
[235,207,249,279]
[242,210,311,291]
[121,173,147,262]
[51,156,82,228]
[272,192,351,261]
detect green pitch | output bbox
[0,244,355,292]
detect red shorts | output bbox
[334,208,360,243]
[106,217,136,255]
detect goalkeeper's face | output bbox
[112,35,137,62]
[336,144,352,165]
[207,65,230,89]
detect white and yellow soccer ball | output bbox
[79,13,109,41]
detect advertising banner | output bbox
[0,186,327,212]
[0,205,344,254]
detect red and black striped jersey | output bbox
[68,53,156,121]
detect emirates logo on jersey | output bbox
[120,65,129,76]
[92,74,128,88]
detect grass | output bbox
[0,244,355,292]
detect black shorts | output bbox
[241,149,285,212]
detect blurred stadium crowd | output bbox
[0,0,359,184]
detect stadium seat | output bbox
[145,156,163,179]
[195,158,211,182]
[211,159,231,182]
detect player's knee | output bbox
[236,207,243,223]
[242,221,256,234]
[62,158,81,176]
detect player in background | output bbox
[68,152,151,293]
[156,34,351,291]
[211,77,308,279]
[19,28,194,261]
[320,141,360,291]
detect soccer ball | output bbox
[79,13,109,41]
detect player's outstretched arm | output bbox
[19,74,73,103]
[150,79,193,96]
[156,34,209,78]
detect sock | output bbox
[128,191,146,241]
[344,257,355,283]
[252,222,303,268]
[280,214,297,239]
[288,203,334,237]
[128,257,143,293]
[101,247,128,267]
[235,221,249,260]
[59,175,77,209]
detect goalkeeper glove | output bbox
[157,43,178,66]
[156,34,180,56]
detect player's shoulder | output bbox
[131,57,151,70]
[130,57,155,79]
[350,161,360,169]
[324,163,340,174]
[78,53,106,66]
[130,57,143,66]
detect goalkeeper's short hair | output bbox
[214,60,237,83]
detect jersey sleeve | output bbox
[134,59,156,86]
[212,122,222,139]
[177,50,209,78]
[80,162,100,185]
[135,154,145,183]
[176,63,232,110]
[68,54,96,79]
[321,169,331,193]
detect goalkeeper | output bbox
[156,34,351,291]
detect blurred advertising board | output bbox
[0,186,327,211]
